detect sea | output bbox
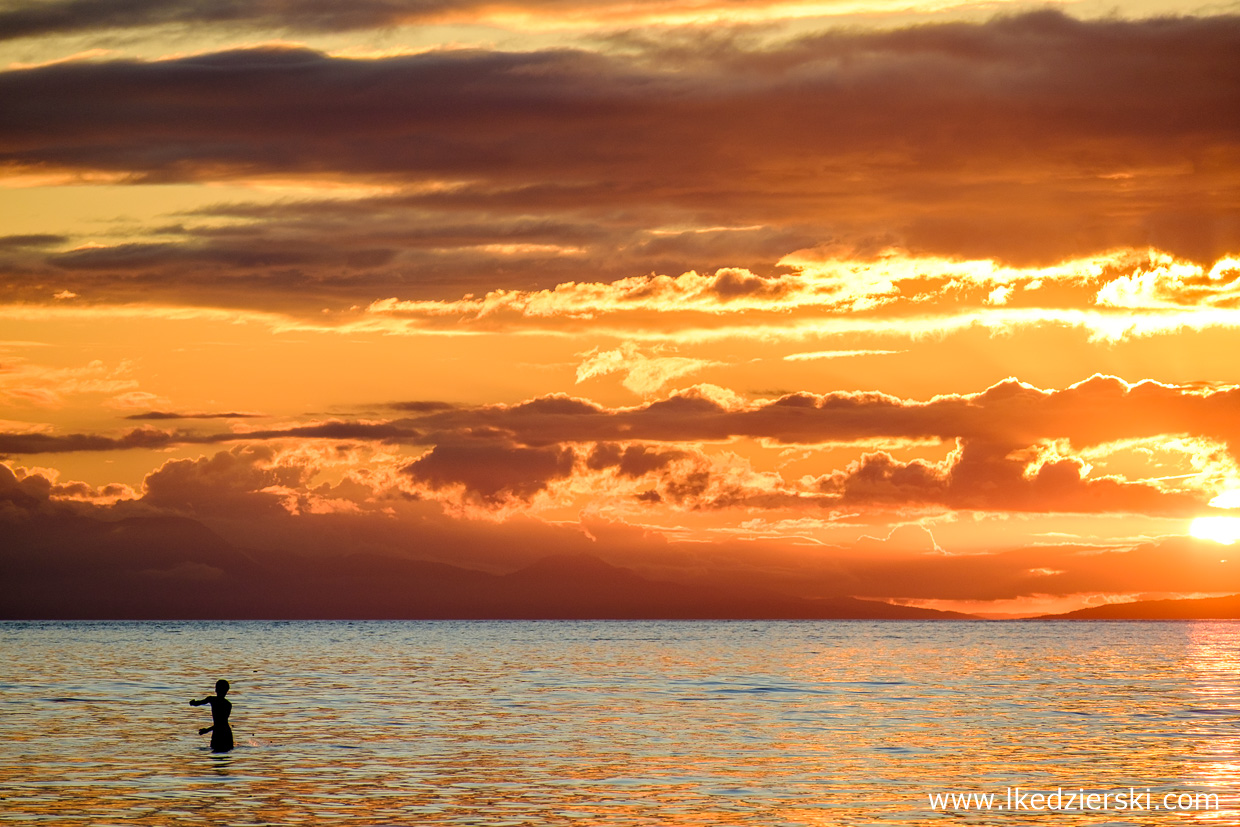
[1,620,1237,825]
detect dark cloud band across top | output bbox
[0,0,795,42]
[2,10,1238,288]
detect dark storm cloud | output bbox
[2,11,1238,273]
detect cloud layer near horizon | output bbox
[4,375,1234,516]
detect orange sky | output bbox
[3,0,1240,617]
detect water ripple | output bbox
[1,619,1237,825]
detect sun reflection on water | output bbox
[1185,622,1240,821]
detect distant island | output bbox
[1040,594,1240,620]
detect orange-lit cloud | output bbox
[576,343,723,395]
[0,358,138,408]
[362,250,1240,341]
[4,376,1234,523]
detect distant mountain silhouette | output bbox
[469,552,970,619]
[0,513,971,619]
[1,511,265,618]
[1041,594,1240,620]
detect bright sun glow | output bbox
[1209,490,1240,509]
[1193,489,1240,543]
[1191,517,1240,545]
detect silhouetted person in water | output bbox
[190,679,234,752]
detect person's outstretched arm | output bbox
[190,697,211,706]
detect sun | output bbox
[1191,517,1240,545]
[1189,490,1240,545]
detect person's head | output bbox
[215,679,229,696]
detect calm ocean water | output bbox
[1,620,1237,825]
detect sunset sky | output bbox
[3,0,1240,617]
